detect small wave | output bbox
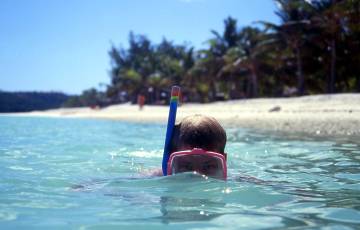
[0,211,17,221]
[127,150,162,158]
[8,166,33,171]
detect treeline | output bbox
[0,91,69,112]
[62,88,109,108]
[66,0,360,107]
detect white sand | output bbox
[7,93,360,137]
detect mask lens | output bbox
[170,153,225,179]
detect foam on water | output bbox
[0,116,360,229]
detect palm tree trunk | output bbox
[329,38,337,94]
[246,76,251,98]
[250,64,258,98]
[295,45,305,95]
[210,80,217,102]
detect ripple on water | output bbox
[319,208,360,224]
[199,214,285,229]
[8,166,33,171]
[127,150,162,159]
[0,211,17,221]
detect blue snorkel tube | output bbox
[162,86,180,176]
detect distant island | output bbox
[0,91,70,112]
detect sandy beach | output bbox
[8,93,360,137]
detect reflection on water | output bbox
[0,116,360,229]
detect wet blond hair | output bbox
[170,114,227,154]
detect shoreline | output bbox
[4,93,360,137]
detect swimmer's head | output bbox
[166,115,227,179]
[170,114,227,154]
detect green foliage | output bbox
[0,91,69,112]
[62,88,108,108]
[77,0,360,106]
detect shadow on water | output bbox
[72,173,311,228]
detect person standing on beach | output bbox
[137,94,146,110]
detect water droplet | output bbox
[222,187,232,194]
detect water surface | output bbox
[0,116,359,229]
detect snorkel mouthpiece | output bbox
[162,86,180,176]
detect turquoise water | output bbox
[1,116,360,229]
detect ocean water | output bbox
[0,116,360,229]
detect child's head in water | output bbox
[170,114,227,153]
[167,114,227,179]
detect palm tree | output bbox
[344,0,360,92]
[108,45,131,102]
[190,17,239,102]
[107,33,155,103]
[211,17,239,51]
[310,0,348,93]
[225,27,266,98]
[185,48,221,102]
[261,0,312,95]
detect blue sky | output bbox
[0,0,278,94]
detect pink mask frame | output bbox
[166,148,227,180]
